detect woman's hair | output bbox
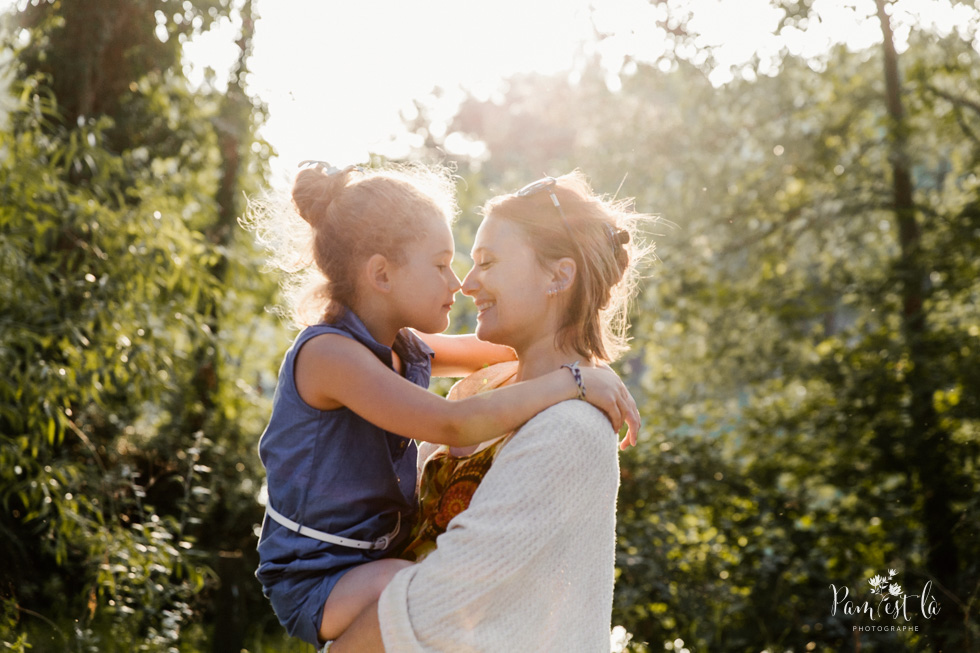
[244,162,457,325]
[483,171,653,362]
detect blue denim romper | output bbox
[255,308,432,646]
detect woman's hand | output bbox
[578,367,640,449]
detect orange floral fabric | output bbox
[399,362,518,563]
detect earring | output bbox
[547,287,557,298]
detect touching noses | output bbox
[448,268,462,294]
[461,265,479,298]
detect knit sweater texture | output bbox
[378,399,620,652]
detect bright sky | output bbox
[184,0,975,182]
[188,0,602,180]
[3,0,977,181]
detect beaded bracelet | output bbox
[561,361,587,400]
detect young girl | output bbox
[248,162,638,648]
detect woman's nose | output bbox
[449,269,462,294]
[461,266,478,297]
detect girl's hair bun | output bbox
[291,164,354,228]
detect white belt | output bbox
[265,504,400,551]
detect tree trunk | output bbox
[207,3,256,652]
[875,0,960,647]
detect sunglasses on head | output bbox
[516,175,632,261]
[515,177,580,252]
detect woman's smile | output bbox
[475,300,496,317]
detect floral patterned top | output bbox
[399,362,519,563]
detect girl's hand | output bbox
[578,367,641,449]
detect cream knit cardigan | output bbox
[378,400,620,653]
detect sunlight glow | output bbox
[3,0,976,179]
[244,0,597,179]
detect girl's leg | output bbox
[318,558,412,642]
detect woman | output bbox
[334,171,649,652]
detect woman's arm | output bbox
[295,334,638,448]
[411,331,516,378]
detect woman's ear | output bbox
[551,256,577,293]
[365,253,392,293]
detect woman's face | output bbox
[461,215,555,351]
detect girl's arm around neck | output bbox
[295,334,634,448]
[410,330,517,378]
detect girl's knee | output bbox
[320,559,412,641]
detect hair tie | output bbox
[605,224,630,248]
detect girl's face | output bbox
[389,212,461,334]
[462,215,555,351]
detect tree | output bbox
[406,3,980,649]
[0,1,278,649]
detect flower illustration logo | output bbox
[831,566,941,627]
[867,569,903,599]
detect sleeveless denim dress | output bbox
[255,308,433,646]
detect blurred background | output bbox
[0,0,977,651]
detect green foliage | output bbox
[1,79,211,651]
[0,0,282,649]
[3,1,979,651]
[410,13,980,652]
